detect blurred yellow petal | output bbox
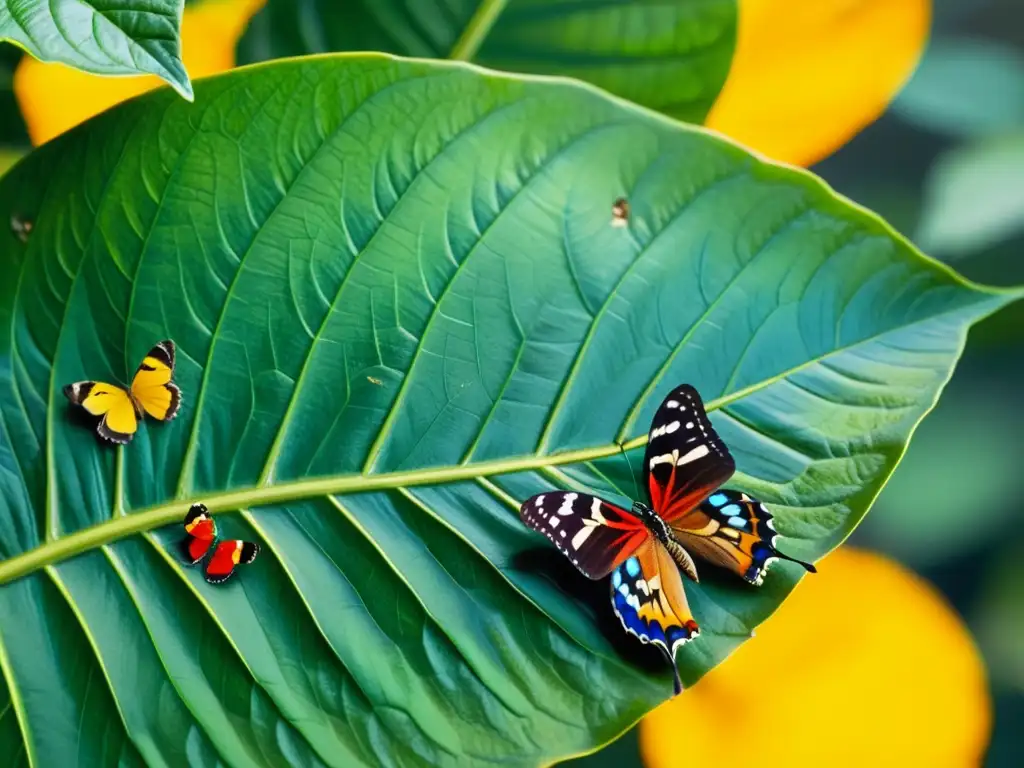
[706,0,931,166]
[640,548,990,767]
[14,0,265,146]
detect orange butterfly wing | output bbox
[204,540,260,584]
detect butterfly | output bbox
[63,340,181,444]
[519,383,815,693]
[180,503,260,584]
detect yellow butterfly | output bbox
[63,340,181,444]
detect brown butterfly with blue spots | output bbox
[519,384,815,693]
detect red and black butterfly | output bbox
[180,503,260,584]
[519,383,815,693]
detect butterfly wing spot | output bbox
[648,452,675,471]
[650,421,683,439]
[676,445,709,465]
[570,501,611,550]
[557,493,577,515]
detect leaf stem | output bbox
[449,0,510,61]
[0,434,648,586]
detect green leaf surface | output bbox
[0,0,191,99]
[238,0,736,125]
[0,54,1016,766]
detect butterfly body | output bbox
[630,500,671,543]
[519,384,815,693]
[63,340,181,444]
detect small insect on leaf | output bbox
[63,340,181,444]
[367,376,383,386]
[10,213,33,243]
[611,198,630,227]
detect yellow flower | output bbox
[14,0,266,146]
[640,548,990,767]
[15,0,929,168]
[707,0,931,166]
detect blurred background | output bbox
[1,0,1021,764]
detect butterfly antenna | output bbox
[618,442,641,503]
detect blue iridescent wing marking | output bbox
[610,540,699,692]
[672,489,816,585]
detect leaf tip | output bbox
[168,73,194,102]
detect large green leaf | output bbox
[0,0,190,98]
[238,0,736,125]
[0,54,1016,766]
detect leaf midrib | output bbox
[1,282,1012,588]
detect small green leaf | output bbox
[0,0,191,99]
[0,55,1017,765]
[893,36,1024,137]
[238,0,736,124]
[916,133,1024,258]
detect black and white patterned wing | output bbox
[519,492,650,579]
[642,384,735,523]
